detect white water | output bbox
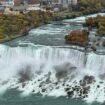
[63,13,105,23]
[0,44,84,80]
[0,44,105,103]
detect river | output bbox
[0,13,105,105]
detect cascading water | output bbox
[0,44,84,79]
[0,44,105,103]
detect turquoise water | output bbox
[0,89,103,105]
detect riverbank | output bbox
[0,11,53,43]
[0,11,81,43]
[53,10,105,21]
[64,13,105,52]
[0,10,103,50]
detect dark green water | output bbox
[0,89,104,105]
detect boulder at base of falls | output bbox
[65,84,90,98]
[67,91,74,97]
[65,30,89,47]
[54,62,77,80]
[81,75,95,85]
[17,65,33,83]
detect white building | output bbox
[58,0,78,7]
[0,0,14,6]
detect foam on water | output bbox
[0,44,105,103]
[63,13,105,23]
[29,24,68,36]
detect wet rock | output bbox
[56,86,60,89]
[55,62,77,80]
[66,84,70,87]
[97,37,101,41]
[22,83,26,88]
[1,80,8,85]
[67,91,74,97]
[17,65,33,83]
[38,79,41,81]
[79,80,86,87]
[96,42,100,46]
[32,90,35,92]
[83,75,95,84]
[79,94,82,97]
[65,87,70,92]
[18,70,32,83]
[97,85,100,88]
[56,70,68,80]
[42,89,46,92]
[62,83,65,86]
[46,78,51,83]
[85,94,88,97]
[74,86,80,92]
[99,82,104,84]
[82,86,90,95]
[39,84,42,88]
[79,89,83,96]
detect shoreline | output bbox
[0,27,32,43]
[53,11,105,21]
[0,12,104,44]
[0,22,50,44]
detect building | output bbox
[14,0,21,6]
[28,0,39,4]
[0,0,51,6]
[11,0,39,6]
[0,0,14,6]
[40,0,52,7]
[57,0,78,7]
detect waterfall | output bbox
[0,44,85,79]
[0,44,105,79]
[86,53,105,75]
[0,44,105,103]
